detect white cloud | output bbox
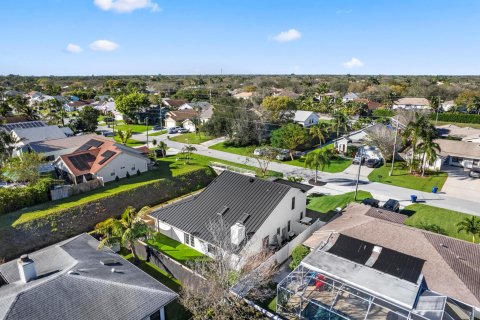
[343,57,364,68]
[89,40,119,51]
[273,29,302,43]
[65,43,82,53]
[93,0,160,13]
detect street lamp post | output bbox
[389,115,399,177]
[354,146,363,201]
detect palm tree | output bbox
[158,141,167,158]
[402,116,427,173]
[330,110,349,147]
[117,128,133,145]
[456,216,480,243]
[95,206,151,259]
[309,122,330,146]
[304,149,331,184]
[181,145,197,164]
[417,136,441,176]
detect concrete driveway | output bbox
[441,166,480,199]
[342,164,375,178]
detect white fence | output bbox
[265,219,323,267]
[209,161,256,176]
[50,178,104,201]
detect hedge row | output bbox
[431,113,480,124]
[372,109,394,118]
[0,179,51,216]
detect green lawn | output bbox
[114,123,150,133]
[433,121,480,130]
[113,135,144,147]
[368,162,448,192]
[119,250,191,320]
[147,233,206,265]
[170,132,214,144]
[210,142,351,173]
[158,153,283,178]
[267,296,277,313]
[149,130,167,136]
[0,163,205,228]
[403,204,479,243]
[307,191,372,213]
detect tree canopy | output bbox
[115,92,149,119]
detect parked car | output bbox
[469,168,480,178]
[382,199,400,212]
[352,154,365,165]
[167,126,182,134]
[361,198,379,207]
[253,148,267,156]
[365,158,384,168]
[177,128,189,133]
[153,125,163,130]
[103,131,114,137]
[276,150,304,161]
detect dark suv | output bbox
[361,198,380,207]
[382,199,400,212]
[365,158,383,168]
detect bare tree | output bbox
[365,124,401,162]
[180,218,277,319]
[245,146,278,177]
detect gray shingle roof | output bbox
[272,178,313,193]
[0,234,177,320]
[150,171,296,244]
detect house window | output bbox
[277,228,280,235]
[131,165,135,171]
[262,236,269,248]
[300,211,303,220]
[207,244,217,254]
[288,220,291,232]
[184,233,190,245]
[110,172,115,176]
[190,235,195,247]
[291,197,295,210]
[120,166,125,169]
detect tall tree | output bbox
[0,131,21,165]
[309,122,330,145]
[330,110,350,143]
[261,96,296,123]
[270,123,308,160]
[417,136,441,176]
[181,145,197,164]
[402,116,427,173]
[69,106,99,133]
[115,92,149,120]
[2,152,44,184]
[158,141,167,158]
[304,150,331,184]
[94,206,151,259]
[456,216,480,243]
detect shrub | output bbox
[126,172,130,179]
[137,169,141,176]
[289,245,310,270]
[115,176,120,182]
[0,179,51,215]
[432,113,480,124]
[373,109,394,118]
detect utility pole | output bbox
[389,114,399,176]
[354,146,363,201]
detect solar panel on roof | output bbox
[87,139,104,148]
[69,153,95,171]
[98,150,116,165]
[372,248,425,283]
[327,234,375,265]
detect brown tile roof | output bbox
[134,146,151,155]
[57,137,144,177]
[303,203,480,306]
[164,99,187,108]
[166,109,199,122]
[365,207,408,224]
[354,99,382,110]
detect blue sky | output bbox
[0,0,479,75]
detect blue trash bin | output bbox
[410,195,417,203]
[432,186,438,193]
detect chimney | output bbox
[17,254,37,283]
[231,223,246,246]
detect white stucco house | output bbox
[334,123,384,154]
[149,171,313,262]
[441,100,456,112]
[342,92,360,102]
[164,109,199,131]
[293,110,319,128]
[54,137,149,185]
[392,98,430,110]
